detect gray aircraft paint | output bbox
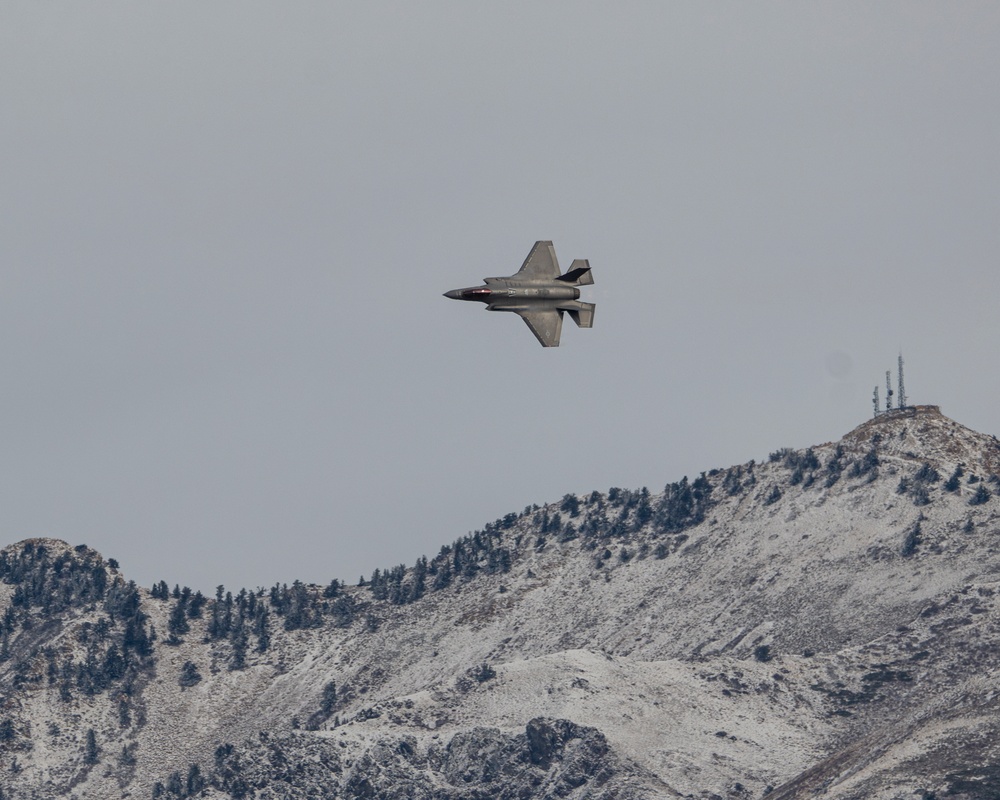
[444,241,595,347]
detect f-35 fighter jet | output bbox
[444,241,594,347]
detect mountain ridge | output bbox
[3,405,1000,798]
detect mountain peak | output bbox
[1,536,115,573]
[840,404,1000,476]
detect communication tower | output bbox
[897,353,907,410]
[871,352,911,417]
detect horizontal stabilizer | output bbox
[559,300,595,328]
[556,259,593,286]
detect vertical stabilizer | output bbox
[557,259,594,286]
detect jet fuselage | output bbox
[444,280,581,311]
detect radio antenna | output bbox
[897,352,907,410]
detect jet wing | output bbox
[518,308,563,347]
[515,240,560,280]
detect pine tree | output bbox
[168,598,190,636]
[186,763,205,795]
[84,728,99,765]
[254,605,271,652]
[901,519,922,557]
[632,493,653,531]
[118,696,131,728]
[188,590,206,618]
[753,645,772,662]
[102,644,126,683]
[151,580,169,600]
[229,627,248,671]
[165,771,183,797]
[410,557,427,603]
[433,558,453,591]
[330,595,356,628]
[560,494,581,518]
[222,591,234,633]
[970,483,992,506]
[321,681,337,713]
[119,743,137,767]
[208,586,227,640]
[179,661,202,688]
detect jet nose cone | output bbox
[444,289,462,300]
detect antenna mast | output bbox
[873,385,881,417]
[897,353,907,410]
[885,371,894,412]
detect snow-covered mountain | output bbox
[3,405,1000,799]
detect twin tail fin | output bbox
[556,259,593,286]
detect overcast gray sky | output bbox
[2,2,998,593]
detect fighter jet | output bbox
[443,241,594,347]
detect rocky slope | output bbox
[2,405,1000,799]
